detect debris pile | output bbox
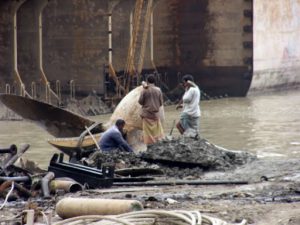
[85,137,257,178]
[144,137,256,170]
[0,138,256,212]
[0,144,85,206]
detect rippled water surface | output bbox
[0,90,299,168]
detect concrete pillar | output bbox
[0,0,26,94]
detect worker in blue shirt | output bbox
[99,119,133,152]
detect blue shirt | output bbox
[99,125,133,152]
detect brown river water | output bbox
[0,90,299,169]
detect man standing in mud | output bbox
[138,75,165,145]
[176,74,201,137]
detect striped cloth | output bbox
[142,118,164,145]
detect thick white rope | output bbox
[53,215,134,225]
[52,210,247,225]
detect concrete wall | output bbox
[249,0,300,93]
[0,0,21,93]
[0,0,253,99]
[42,0,108,96]
[152,0,252,96]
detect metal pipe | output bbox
[0,181,12,193]
[150,11,157,71]
[0,144,17,155]
[31,81,36,99]
[41,172,55,198]
[12,0,31,98]
[14,182,32,198]
[0,176,30,182]
[56,80,61,103]
[0,145,17,169]
[150,11,154,65]
[137,0,153,75]
[1,144,30,171]
[70,80,75,100]
[84,125,101,150]
[108,14,112,64]
[113,179,249,186]
[23,210,35,225]
[49,179,83,193]
[150,0,159,71]
[56,198,143,219]
[107,2,125,96]
[129,11,133,60]
[38,0,60,104]
[5,84,10,94]
[38,0,48,84]
[46,81,51,103]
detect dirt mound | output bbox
[143,137,256,170]
[86,137,256,178]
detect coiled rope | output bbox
[52,210,247,225]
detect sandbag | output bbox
[108,86,165,131]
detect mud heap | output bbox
[88,137,256,178]
[144,137,256,169]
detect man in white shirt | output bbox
[176,74,201,137]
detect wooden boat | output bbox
[0,94,103,137]
[47,133,102,156]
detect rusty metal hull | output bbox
[0,94,98,137]
[249,0,300,94]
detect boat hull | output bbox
[1,0,299,100]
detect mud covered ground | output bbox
[1,137,300,224]
[85,137,256,178]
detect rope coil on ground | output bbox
[52,210,247,225]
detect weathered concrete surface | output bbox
[2,0,300,98]
[153,0,252,96]
[0,0,253,99]
[42,0,108,96]
[249,0,300,94]
[0,0,25,92]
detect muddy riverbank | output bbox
[1,91,300,224]
[1,159,300,224]
[1,137,300,224]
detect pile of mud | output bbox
[144,138,256,170]
[87,137,256,178]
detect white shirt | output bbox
[182,85,201,117]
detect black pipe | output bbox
[2,144,30,171]
[0,144,17,155]
[113,179,249,186]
